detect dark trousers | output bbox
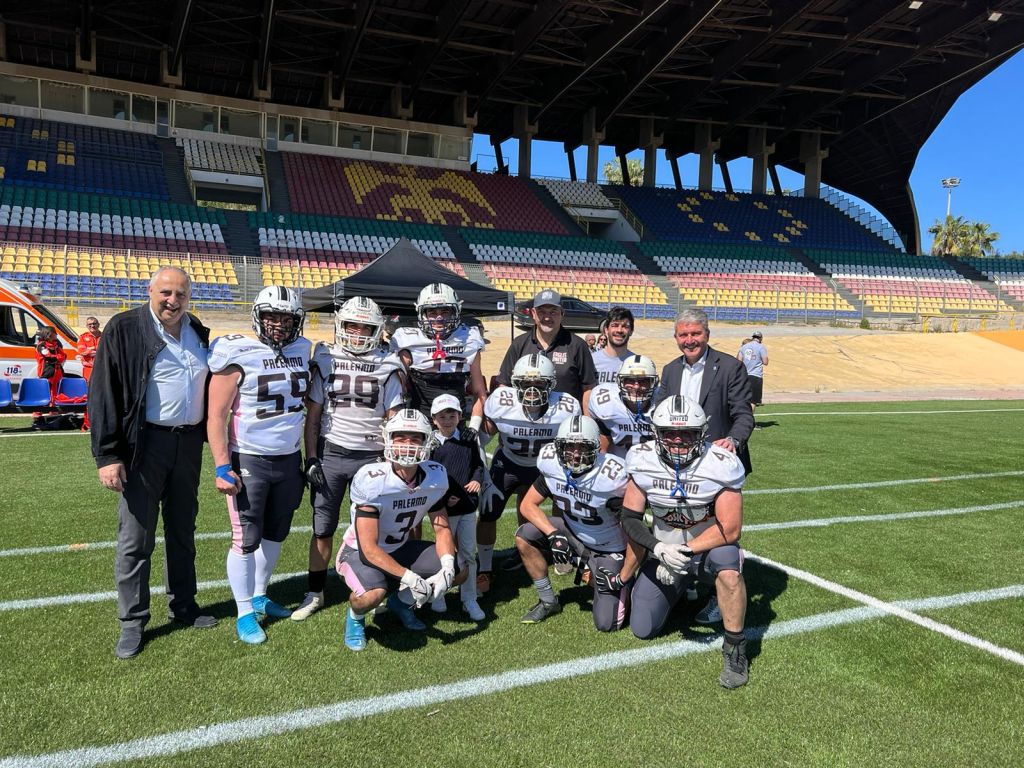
[115,428,204,627]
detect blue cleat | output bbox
[253,595,293,621]
[236,612,267,645]
[345,609,367,652]
[386,594,427,631]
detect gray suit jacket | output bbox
[654,345,754,473]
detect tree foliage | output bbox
[602,158,644,186]
[927,215,999,258]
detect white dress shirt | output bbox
[679,348,708,404]
[145,307,209,426]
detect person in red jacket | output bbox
[77,317,102,430]
[34,326,66,427]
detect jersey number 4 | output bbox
[255,371,310,420]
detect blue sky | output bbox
[472,49,1024,254]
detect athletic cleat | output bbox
[521,600,562,624]
[236,612,267,645]
[430,596,447,614]
[696,596,721,625]
[290,591,324,621]
[387,595,427,631]
[462,599,485,622]
[720,637,749,689]
[252,595,292,620]
[476,571,493,594]
[344,610,367,651]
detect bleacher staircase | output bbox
[441,226,495,287]
[792,247,863,313]
[264,152,292,214]
[621,241,689,313]
[941,255,1024,311]
[156,138,195,206]
[527,179,587,236]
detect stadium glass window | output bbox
[407,132,435,159]
[339,123,371,151]
[41,80,85,114]
[88,88,129,120]
[279,116,299,143]
[439,135,470,162]
[220,108,261,138]
[0,74,40,107]
[176,101,217,132]
[132,95,156,124]
[372,127,403,155]
[301,118,333,146]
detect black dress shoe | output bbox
[115,626,144,659]
[170,607,218,629]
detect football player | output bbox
[336,409,466,651]
[293,296,405,622]
[477,353,581,590]
[515,415,639,630]
[389,283,487,424]
[621,395,749,688]
[587,354,658,459]
[207,286,311,644]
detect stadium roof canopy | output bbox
[3,0,1024,252]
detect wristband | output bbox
[215,464,234,482]
[469,414,483,432]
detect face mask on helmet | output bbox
[335,296,384,354]
[511,354,556,412]
[416,283,462,339]
[382,409,434,467]
[554,415,601,476]
[651,396,708,470]
[252,286,304,350]
[617,356,659,412]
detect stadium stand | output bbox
[961,258,1024,303]
[463,228,672,316]
[808,249,1014,315]
[0,115,168,199]
[642,241,859,320]
[608,186,891,251]
[535,179,616,209]
[180,139,263,176]
[282,154,568,233]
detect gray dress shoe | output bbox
[115,626,144,659]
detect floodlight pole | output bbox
[941,177,961,217]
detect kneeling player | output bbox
[208,286,311,644]
[335,410,464,651]
[515,415,637,631]
[621,396,749,688]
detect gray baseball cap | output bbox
[532,288,562,308]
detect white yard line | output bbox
[0,431,90,438]
[745,500,1024,532]
[761,407,1024,417]
[745,470,1024,496]
[746,552,1024,667]
[1,582,1020,768]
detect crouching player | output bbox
[335,409,468,651]
[621,396,749,688]
[207,286,311,644]
[515,415,638,630]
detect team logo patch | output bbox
[240,468,252,477]
[552,351,567,365]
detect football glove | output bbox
[653,541,693,571]
[425,555,457,601]
[655,564,681,586]
[547,532,573,565]
[480,478,504,516]
[593,567,625,594]
[304,457,326,491]
[400,569,431,608]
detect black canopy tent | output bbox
[300,238,513,321]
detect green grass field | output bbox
[1,400,1023,767]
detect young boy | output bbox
[428,394,486,621]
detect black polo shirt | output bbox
[497,327,597,403]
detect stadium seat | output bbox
[0,378,12,410]
[55,377,88,412]
[15,378,52,411]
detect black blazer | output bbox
[654,346,754,473]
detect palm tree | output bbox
[928,215,969,256]
[602,158,644,186]
[968,221,999,257]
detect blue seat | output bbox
[15,378,52,411]
[55,376,88,412]
[0,378,12,410]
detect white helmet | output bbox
[335,296,384,354]
[511,353,556,410]
[416,283,462,339]
[252,285,304,351]
[554,415,601,475]
[382,408,435,467]
[650,395,708,469]
[617,354,659,412]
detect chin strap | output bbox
[563,466,579,491]
[431,332,447,360]
[670,457,687,499]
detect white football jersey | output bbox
[341,460,450,554]
[389,324,484,375]
[587,382,655,459]
[208,334,312,456]
[591,348,632,385]
[625,441,745,545]
[308,342,405,452]
[484,386,581,468]
[536,442,628,552]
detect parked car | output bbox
[514,295,606,333]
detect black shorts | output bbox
[227,451,304,553]
[480,449,539,523]
[748,376,763,406]
[311,441,382,538]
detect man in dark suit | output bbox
[654,308,753,474]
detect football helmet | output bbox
[334,296,384,354]
[650,395,708,469]
[554,415,601,475]
[252,286,304,351]
[510,353,556,410]
[416,283,462,339]
[617,354,659,412]
[382,409,435,466]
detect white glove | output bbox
[653,542,693,571]
[480,478,504,516]
[400,569,431,608]
[655,564,681,586]
[425,555,457,601]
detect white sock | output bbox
[254,539,283,597]
[478,544,494,572]
[349,606,366,621]
[227,550,255,616]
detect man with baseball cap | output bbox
[497,288,597,409]
[737,331,768,412]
